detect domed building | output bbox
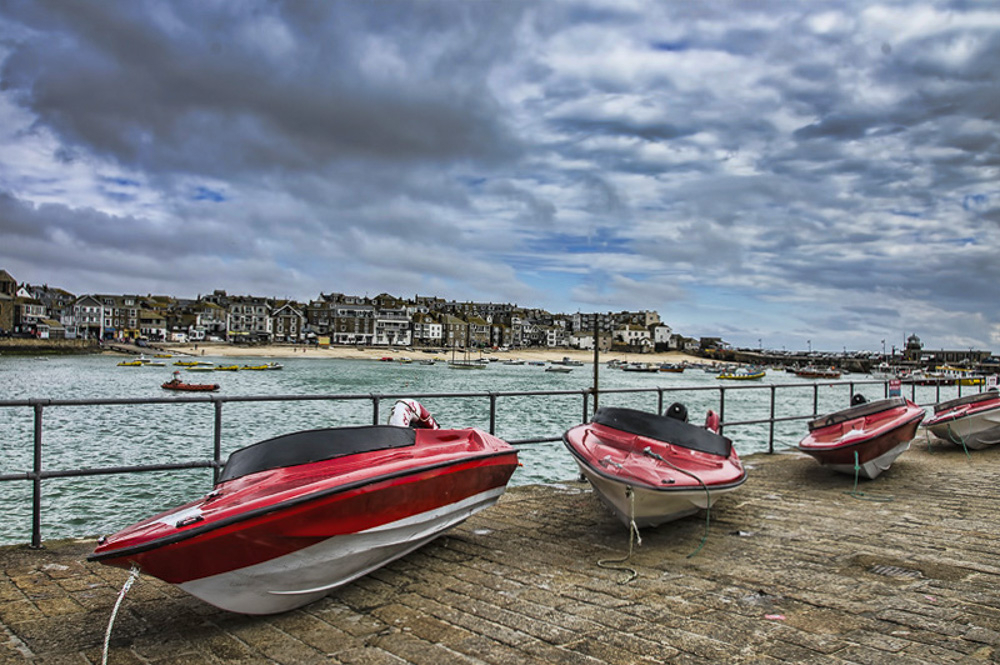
[903,333,923,362]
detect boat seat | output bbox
[808,397,906,431]
[219,426,417,483]
[591,406,732,457]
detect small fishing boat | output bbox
[162,371,220,392]
[544,365,572,373]
[797,395,925,479]
[562,405,747,528]
[717,366,766,380]
[621,362,659,373]
[175,360,214,367]
[794,366,841,379]
[117,360,144,367]
[240,362,284,371]
[214,364,240,371]
[924,389,1000,450]
[658,363,685,373]
[89,401,518,614]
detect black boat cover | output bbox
[807,396,907,431]
[591,406,733,457]
[933,388,999,414]
[218,426,417,483]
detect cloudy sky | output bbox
[1,1,998,353]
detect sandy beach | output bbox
[145,341,709,365]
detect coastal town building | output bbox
[2,266,997,368]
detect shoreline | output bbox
[130,341,712,365]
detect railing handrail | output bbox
[0,376,977,547]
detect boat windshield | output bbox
[591,407,733,457]
[218,426,417,483]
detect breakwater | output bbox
[0,338,101,355]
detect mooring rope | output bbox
[102,564,140,665]
[642,446,711,558]
[844,451,893,502]
[946,423,972,460]
[597,486,641,584]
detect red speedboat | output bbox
[925,389,1000,450]
[90,408,518,614]
[562,405,747,528]
[798,395,925,479]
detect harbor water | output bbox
[0,353,971,545]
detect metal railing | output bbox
[0,377,975,547]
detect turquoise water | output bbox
[0,354,969,544]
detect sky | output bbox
[0,1,998,354]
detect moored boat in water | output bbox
[925,389,1000,450]
[797,395,925,479]
[562,405,747,528]
[717,366,766,380]
[89,401,518,614]
[794,365,841,379]
[162,370,220,392]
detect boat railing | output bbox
[0,377,981,548]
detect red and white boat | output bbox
[797,395,925,479]
[562,405,747,528]
[89,402,518,614]
[925,389,1000,450]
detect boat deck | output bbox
[2,439,999,663]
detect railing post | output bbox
[583,391,590,424]
[213,399,223,485]
[718,386,726,435]
[30,401,45,549]
[489,393,497,435]
[657,388,664,415]
[768,385,776,454]
[812,384,819,417]
[372,395,381,425]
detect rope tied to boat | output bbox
[597,486,641,584]
[642,446,711,558]
[843,451,893,503]
[102,564,140,665]
[946,423,972,460]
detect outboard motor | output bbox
[851,394,868,406]
[665,402,689,422]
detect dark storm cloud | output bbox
[1,1,520,177]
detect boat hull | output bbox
[925,393,1000,450]
[91,426,517,614]
[563,407,747,529]
[798,398,925,479]
[177,486,505,614]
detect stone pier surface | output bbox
[1,440,999,663]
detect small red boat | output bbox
[562,405,747,528]
[925,389,1000,450]
[161,379,220,392]
[162,370,220,392]
[797,395,925,479]
[90,403,518,614]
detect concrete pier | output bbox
[2,439,999,663]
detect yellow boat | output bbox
[117,360,144,367]
[717,367,766,380]
[174,360,213,367]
